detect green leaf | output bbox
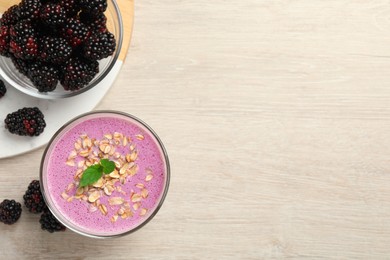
[79,164,103,187]
[101,159,115,174]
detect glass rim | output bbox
[0,0,124,99]
[39,110,171,238]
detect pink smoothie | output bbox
[41,112,169,237]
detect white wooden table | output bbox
[2,1,390,258]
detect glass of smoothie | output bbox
[40,111,170,238]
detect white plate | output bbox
[0,60,123,159]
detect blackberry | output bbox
[80,12,107,33]
[4,107,46,136]
[0,5,21,26]
[79,0,107,13]
[83,31,115,60]
[0,25,10,56]
[0,199,22,225]
[9,21,39,60]
[59,0,80,17]
[61,18,90,47]
[61,57,99,91]
[39,3,66,27]
[11,54,30,76]
[28,62,59,92]
[19,0,41,20]
[39,210,66,233]
[23,180,47,213]
[39,36,72,64]
[0,80,6,98]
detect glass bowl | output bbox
[40,111,170,238]
[0,0,123,99]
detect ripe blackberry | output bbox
[19,0,41,20]
[79,0,107,13]
[9,21,39,60]
[11,54,30,76]
[80,12,107,33]
[4,107,46,137]
[40,36,72,64]
[0,25,10,56]
[40,210,66,233]
[61,57,99,91]
[83,31,115,60]
[23,180,47,213]
[62,18,90,47]
[0,199,22,225]
[0,80,6,98]
[28,62,60,92]
[0,5,21,26]
[39,3,66,27]
[59,0,80,17]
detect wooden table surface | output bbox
[2,0,390,259]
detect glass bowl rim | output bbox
[39,110,171,238]
[0,0,124,99]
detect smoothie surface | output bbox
[43,113,167,236]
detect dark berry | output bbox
[0,25,10,56]
[59,0,80,17]
[39,3,66,27]
[0,5,21,26]
[79,0,107,13]
[80,12,107,33]
[0,80,6,98]
[10,54,30,76]
[28,62,59,92]
[40,210,66,233]
[39,36,72,64]
[61,18,90,47]
[9,21,39,60]
[0,199,22,225]
[4,107,46,137]
[19,0,41,20]
[61,57,99,91]
[83,31,115,60]
[23,180,47,213]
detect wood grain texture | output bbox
[2,0,390,259]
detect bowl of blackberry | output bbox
[0,0,123,99]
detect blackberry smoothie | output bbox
[40,111,170,237]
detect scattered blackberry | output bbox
[79,0,107,13]
[83,31,115,60]
[80,12,107,33]
[0,5,21,26]
[28,62,59,92]
[0,199,22,225]
[23,180,47,213]
[4,107,46,136]
[39,3,66,27]
[19,0,41,20]
[11,54,30,76]
[40,36,72,64]
[0,25,10,56]
[9,21,39,60]
[61,57,99,91]
[61,18,90,47]
[0,80,6,98]
[40,210,66,233]
[59,0,80,17]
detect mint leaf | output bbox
[101,159,115,174]
[79,164,103,187]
